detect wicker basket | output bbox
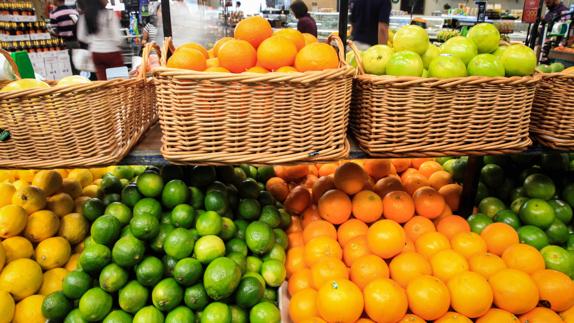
[530,73,574,149]
[154,35,353,165]
[0,46,157,168]
[0,49,22,89]
[349,42,539,157]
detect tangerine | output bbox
[312,176,336,204]
[429,171,453,190]
[389,251,432,287]
[288,268,313,296]
[234,16,273,48]
[476,308,519,323]
[178,42,209,58]
[489,268,539,314]
[317,189,352,225]
[316,279,363,323]
[266,177,289,202]
[166,48,206,71]
[447,271,493,318]
[367,219,406,259]
[286,246,306,278]
[363,160,393,180]
[350,254,390,290]
[414,231,450,259]
[334,162,368,195]
[404,216,436,241]
[418,161,443,178]
[391,159,411,173]
[374,176,404,199]
[435,312,473,323]
[289,288,318,322]
[406,275,450,321]
[204,66,230,73]
[304,236,342,266]
[301,206,321,229]
[352,190,383,223]
[439,184,463,211]
[430,249,469,282]
[302,33,317,45]
[450,231,487,259]
[363,278,408,323]
[218,39,257,73]
[437,215,471,240]
[275,28,306,50]
[413,186,447,219]
[337,219,368,247]
[398,314,426,323]
[519,307,563,323]
[480,223,519,256]
[411,158,433,169]
[303,220,337,243]
[531,269,574,312]
[468,252,507,278]
[288,232,305,248]
[311,257,349,290]
[257,36,298,70]
[343,235,370,267]
[382,191,415,223]
[501,243,545,274]
[275,66,299,73]
[403,173,431,195]
[295,43,339,72]
[213,37,233,56]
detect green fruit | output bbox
[189,187,205,209]
[119,281,149,314]
[130,214,160,240]
[163,255,178,276]
[103,310,132,323]
[152,278,183,312]
[480,164,505,188]
[541,245,574,276]
[204,257,242,300]
[165,306,195,323]
[80,243,111,274]
[135,256,165,287]
[99,263,129,292]
[234,277,264,309]
[101,173,122,194]
[278,209,291,230]
[161,180,190,209]
[161,211,173,225]
[196,211,223,236]
[136,172,164,197]
[519,198,556,229]
[91,215,122,246]
[82,198,106,221]
[246,257,263,273]
[511,197,529,214]
[262,288,277,303]
[173,258,203,287]
[122,184,142,208]
[546,219,570,244]
[259,206,280,228]
[495,179,514,201]
[151,223,175,253]
[568,235,574,251]
[42,291,73,320]
[549,199,573,224]
[133,198,162,219]
[524,173,556,200]
[257,191,276,207]
[204,191,228,216]
[226,239,248,257]
[133,305,164,323]
[510,187,527,201]
[493,210,521,230]
[260,259,286,287]
[475,182,489,204]
[194,235,226,264]
[63,270,92,299]
[238,179,260,199]
[245,221,275,255]
[201,302,231,323]
[563,184,574,208]
[467,213,493,234]
[105,202,132,225]
[103,193,121,205]
[239,199,261,220]
[518,225,550,250]
[171,204,195,228]
[227,252,247,274]
[112,235,146,267]
[273,229,288,249]
[220,217,237,241]
[235,220,248,240]
[233,168,247,185]
[79,287,113,321]
[263,244,286,264]
[257,166,275,184]
[478,197,506,218]
[184,283,209,311]
[230,305,248,323]
[164,228,196,260]
[190,166,217,187]
[64,309,88,323]
[249,302,280,323]
[550,62,565,72]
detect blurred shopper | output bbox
[142,1,164,47]
[50,0,80,73]
[350,0,392,48]
[544,0,569,23]
[290,1,317,37]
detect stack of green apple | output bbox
[40,165,288,323]
[354,23,537,78]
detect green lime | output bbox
[256,166,275,184]
[164,228,196,260]
[119,281,149,314]
[64,309,87,323]
[80,243,111,274]
[518,225,550,250]
[120,179,129,187]
[133,305,164,323]
[273,229,288,249]
[249,302,280,323]
[161,211,173,225]
[105,202,132,225]
[184,283,209,311]
[130,214,160,240]
[152,277,183,312]
[103,310,132,323]
[162,180,190,209]
[136,172,164,198]
[230,305,248,323]
[171,204,195,228]
[233,167,247,186]
[494,179,514,201]
[207,181,228,195]
[239,199,261,220]
[227,186,239,211]
[257,191,276,207]
[173,258,203,287]
[166,306,195,323]
[467,213,493,234]
[435,156,453,165]
[63,270,92,299]
[480,164,505,188]
[133,198,162,219]
[243,272,265,288]
[121,226,134,238]
[42,291,73,320]
[245,221,275,255]
[163,255,178,276]
[519,167,541,183]
[201,302,231,323]
[234,220,248,240]
[190,166,217,187]
[451,158,468,183]
[103,193,121,206]
[541,245,574,276]
[475,182,490,204]
[568,235,574,251]
[91,215,122,246]
[511,197,529,214]
[205,190,228,215]
[519,198,556,229]
[196,211,223,236]
[79,287,113,321]
[226,238,248,257]
[478,197,506,218]
[541,153,569,172]
[524,173,556,200]
[112,235,146,267]
[99,263,129,292]
[259,206,280,228]
[151,223,175,253]
[234,277,264,309]
[204,257,242,300]
[220,217,237,241]
[493,210,521,230]
[246,257,263,273]
[278,209,291,230]
[549,199,573,224]
[113,166,135,180]
[216,166,236,183]
[546,219,570,244]
[190,187,205,210]
[239,178,260,199]
[263,245,286,264]
[260,259,286,287]
[227,252,247,274]
[483,155,510,167]
[510,186,527,202]
[194,235,226,264]
[563,184,574,208]
[83,236,96,249]
[101,173,123,194]
[262,288,277,303]
[135,256,164,287]
[82,198,106,221]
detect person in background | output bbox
[290,1,317,37]
[350,0,392,49]
[50,0,79,43]
[77,0,123,80]
[544,0,569,23]
[142,1,164,47]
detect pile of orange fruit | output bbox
[166,16,340,73]
[264,159,574,323]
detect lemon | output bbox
[47,193,74,216]
[0,183,15,207]
[93,178,102,186]
[58,213,89,245]
[68,169,93,188]
[75,196,90,213]
[0,170,16,182]
[12,186,47,214]
[16,170,36,183]
[90,168,108,180]
[35,237,71,270]
[65,253,81,271]
[0,259,43,300]
[32,170,63,196]
[74,241,85,254]
[82,184,99,198]
[24,210,60,243]
[59,179,83,199]
[12,294,45,323]
[1,237,34,262]
[38,268,68,295]
[0,290,15,323]
[0,205,27,238]
[0,244,5,271]
[55,169,68,178]
[12,180,30,191]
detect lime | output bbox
[151,223,175,253]
[163,255,178,276]
[190,228,200,241]
[205,191,228,215]
[475,182,490,204]
[103,193,121,205]
[106,202,132,225]
[82,198,106,221]
[452,158,468,183]
[480,164,505,188]
[171,204,195,228]
[194,235,225,264]
[242,272,266,288]
[79,287,113,321]
[230,305,248,323]
[273,229,288,249]
[278,209,291,229]
[184,283,209,311]
[239,178,260,199]
[119,281,149,314]
[478,197,506,218]
[226,238,248,257]
[246,256,263,273]
[467,213,493,234]
[166,306,195,323]
[83,236,96,249]
[227,186,240,211]
[263,245,286,264]
[216,166,236,183]
[549,199,573,224]
[152,277,183,312]
[259,206,280,228]
[239,199,261,220]
[103,310,132,323]
[227,252,247,273]
[258,191,276,207]
[164,228,196,260]
[483,155,510,167]
[120,179,129,187]
[162,180,190,209]
[262,288,277,303]
[42,291,73,320]
[510,187,527,201]
[80,243,111,274]
[518,225,550,250]
[435,157,453,165]
[511,197,529,214]
[136,172,164,198]
[112,235,146,267]
[260,259,286,287]
[133,198,162,219]
[101,173,123,194]
[541,153,569,172]
[234,277,264,309]
[113,166,135,180]
[196,211,223,236]
[249,302,280,323]
[519,198,556,229]
[519,167,541,183]
[99,263,129,292]
[204,257,242,300]
[524,173,556,200]
[563,184,574,208]
[207,181,228,196]
[133,305,164,323]
[234,220,248,240]
[161,211,173,225]
[130,214,160,240]
[493,210,521,230]
[135,256,164,287]
[220,217,237,241]
[546,219,570,244]
[63,270,92,299]
[245,221,275,255]
[190,187,205,210]
[190,166,217,187]
[256,166,275,184]
[233,168,247,186]
[173,257,203,287]
[541,245,574,276]
[201,302,231,323]
[64,308,87,323]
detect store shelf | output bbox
[549,49,574,63]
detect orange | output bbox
[374,177,404,200]
[435,312,473,323]
[280,165,309,181]
[480,223,519,256]
[310,257,349,289]
[288,268,313,296]
[298,317,326,323]
[519,307,563,323]
[531,269,574,312]
[275,66,298,73]
[337,219,368,247]
[352,190,383,223]
[206,57,219,67]
[363,160,392,180]
[434,204,453,224]
[256,35,298,71]
[429,170,453,190]
[295,43,339,72]
[364,278,408,323]
[266,177,289,202]
[469,253,506,278]
[286,246,306,278]
[451,231,487,259]
[414,231,450,259]
[302,33,318,45]
[312,176,335,204]
[437,216,471,240]
[275,28,306,50]
[213,37,233,56]
[285,186,312,215]
[411,158,433,169]
[400,168,420,183]
[382,191,415,223]
[406,275,450,321]
[318,163,338,177]
[476,308,519,323]
[343,235,370,266]
[289,232,305,248]
[204,66,230,73]
[245,66,269,73]
[418,161,443,178]
[392,159,411,173]
[501,244,545,274]
[430,249,469,282]
[413,186,446,219]
[489,268,539,314]
[289,288,319,322]
[304,236,343,266]
[334,162,368,195]
[178,42,209,58]
[317,189,352,225]
[218,39,257,73]
[367,219,406,259]
[403,173,430,196]
[356,319,375,323]
[398,314,426,323]
[303,220,337,243]
[561,304,574,323]
[234,16,273,48]
[301,206,321,229]
[439,183,463,211]
[316,279,364,323]
[447,271,493,318]
[350,254,389,290]
[166,48,206,71]
[389,251,432,288]
[402,238,416,254]
[404,216,436,242]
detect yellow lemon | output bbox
[89,168,108,180]
[0,170,16,182]
[12,186,47,214]
[0,290,15,323]
[12,294,45,323]
[1,237,34,262]
[16,170,36,183]
[54,169,68,178]
[24,210,60,243]
[0,205,27,238]
[38,268,68,295]
[47,193,74,217]
[0,259,43,300]
[67,169,93,188]
[82,184,99,198]
[0,244,5,271]
[35,237,71,270]
[59,179,83,199]
[93,178,102,186]
[32,170,63,196]
[0,183,15,207]
[12,180,30,191]
[74,196,90,213]
[58,213,89,245]
[65,253,81,271]
[74,241,85,254]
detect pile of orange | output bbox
[273,159,574,323]
[166,16,339,73]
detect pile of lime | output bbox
[41,165,287,323]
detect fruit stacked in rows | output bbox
[166,16,340,73]
[0,167,113,323]
[40,165,290,323]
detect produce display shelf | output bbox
[549,49,574,63]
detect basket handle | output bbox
[139,42,162,79]
[160,37,176,67]
[347,40,365,74]
[327,34,349,68]
[0,48,21,80]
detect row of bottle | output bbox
[0,2,35,16]
[0,21,47,36]
[1,38,65,52]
